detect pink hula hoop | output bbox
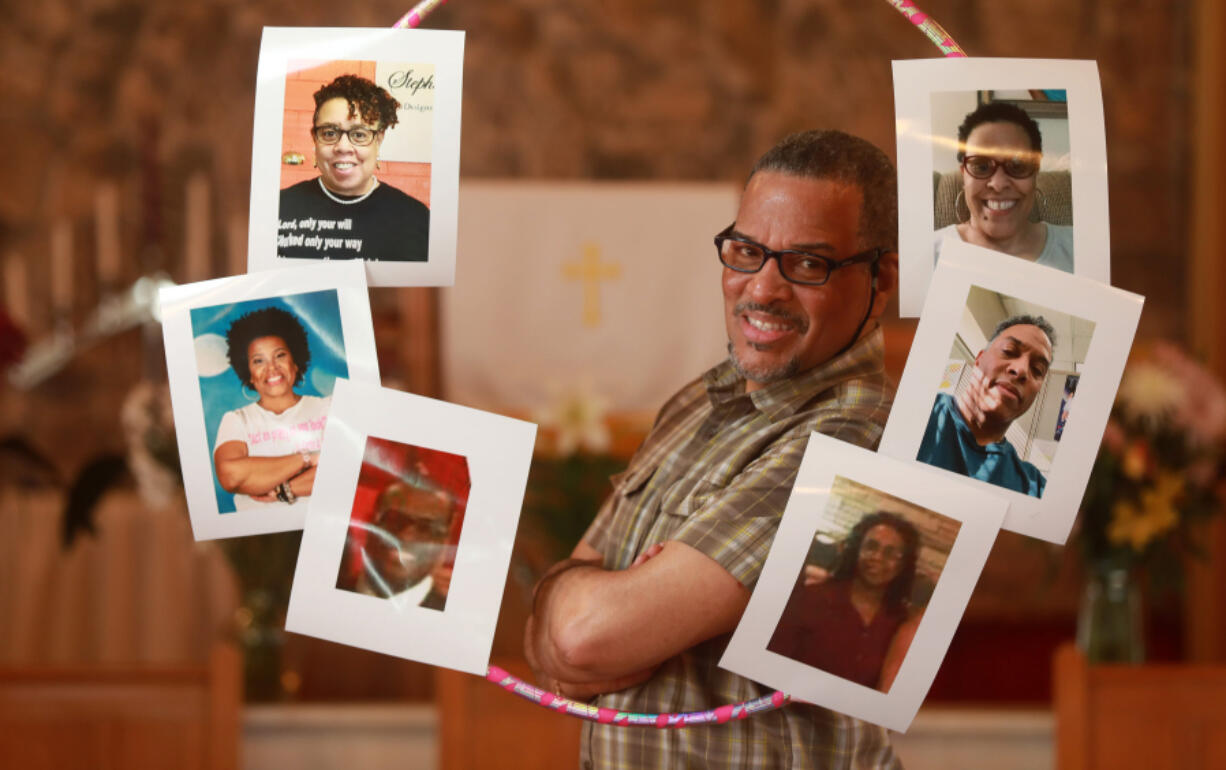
[397,0,965,728]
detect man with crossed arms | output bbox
[526,130,904,769]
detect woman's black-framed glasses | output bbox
[312,125,380,146]
[960,154,1039,180]
[714,224,883,286]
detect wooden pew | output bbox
[0,642,241,770]
[436,657,581,770]
[1054,643,1226,769]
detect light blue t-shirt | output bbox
[934,223,1073,273]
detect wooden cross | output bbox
[562,242,621,328]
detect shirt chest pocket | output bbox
[609,461,726,526]
[608,461,658,502]
[658,467,737,522]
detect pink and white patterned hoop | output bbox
[394,0,965,728]
[886,0,967,57]
[487,666,793,727]
[393,0,450,29]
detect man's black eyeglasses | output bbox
[715,224,883,286]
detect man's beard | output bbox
[727,341,802,385]
[726,301,808,385]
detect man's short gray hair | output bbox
[991,314,1056,349]
[750,130,898,252]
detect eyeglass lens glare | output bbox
[963,155,1037,179]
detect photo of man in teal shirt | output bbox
[917,314,1055,497]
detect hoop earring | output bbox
[954,190,970,223]
[241,384,260,403]
[1032,188,1049,223]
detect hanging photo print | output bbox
[879,241,1142,543]
[247,27,464,286]
[159,260,378,539]
[893,58,1109,316]
[287,379,536,675]
[721,434,1004,732]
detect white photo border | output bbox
[879,240,1143,543]
[893,58,1109,317]
[247,27,464,287]
[286,379,537,675]
[719,433,1005,732]
[160,260,378,540]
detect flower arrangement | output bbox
[532,382,613,457]
[1076,342,1226,586]
[523,384,622,563]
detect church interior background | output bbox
[1,0,1224,767]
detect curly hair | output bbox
[312,74,400,131]
[956,101,1043,162]
[750,129,898,252]
[830,511,920,612]
[225,306,311,389]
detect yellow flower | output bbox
[1120,439,1151,481]
[1107,472,1184,551]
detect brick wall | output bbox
[0,0,1197,544]
[0,1,1193,339]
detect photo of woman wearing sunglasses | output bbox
[933,98,1073,272]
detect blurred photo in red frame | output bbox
[335,435,469,611]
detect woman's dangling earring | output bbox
[955,190,970,223]
[242,383,260,403]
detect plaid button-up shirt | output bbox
[580,328,900,770]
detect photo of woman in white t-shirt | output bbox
[211,306,332,511]
[190,290,349,514]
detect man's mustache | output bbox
[733,302,809,333]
